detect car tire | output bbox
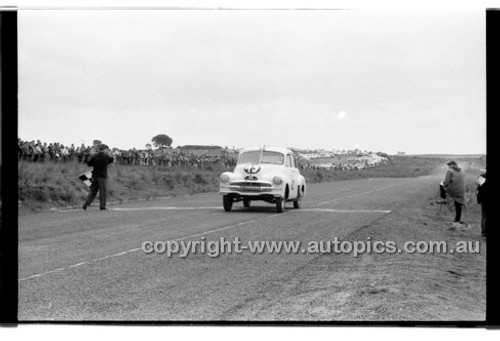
[223,195,233,212]
[276,197,285,213]
[293,188,301,209]
[243,199,251,208]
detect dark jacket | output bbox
[477,172,486,204]
[88,152,114,179]
[443,166,465,204]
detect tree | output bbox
[93,139,102,146]
[151,134,173,148]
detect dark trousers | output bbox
[481,202,486,236]
[454,201,463,222]
[85,177,107,209]
[440,184,447,199]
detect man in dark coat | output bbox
[83,144,114,210]
[442,160,466,224]
[476,169,487,237]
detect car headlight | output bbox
[220,174,230,184]
[272,176,283,185]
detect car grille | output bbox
[229,181,273,193]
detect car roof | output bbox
[240,147,292,154]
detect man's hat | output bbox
[447,160,457,166]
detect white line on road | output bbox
[299,208,391,214]
[59,206,222,213]
[18,208,387,282]
[18,218,257,282]
[110,206,221,211]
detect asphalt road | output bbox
[19,175,440,321]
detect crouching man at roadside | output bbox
[83,144,114,211]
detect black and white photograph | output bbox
[4,1,493,325]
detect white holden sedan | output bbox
[219,147,306,213]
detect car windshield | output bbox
[238,151,284,165]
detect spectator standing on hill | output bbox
[83,144,114,211]
[442,160,466,226]
[476,169,487,237]
[33,141,42,162]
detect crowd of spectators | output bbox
[18,139,389,172]
[18,139,238,170]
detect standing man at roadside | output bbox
[442,160,466,225]
[476,169,487,237]
[83,144,114,211]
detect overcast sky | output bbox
[18,9,486,154]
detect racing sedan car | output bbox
[219,147,306,213]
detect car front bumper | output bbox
[220,184,284,197]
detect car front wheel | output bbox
[276,197,285,213]
[223,195,233,212]
[293,198,301,209]
[293,188,301,209]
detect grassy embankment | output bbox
[18,156,481,214]
[302,155,446,182]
